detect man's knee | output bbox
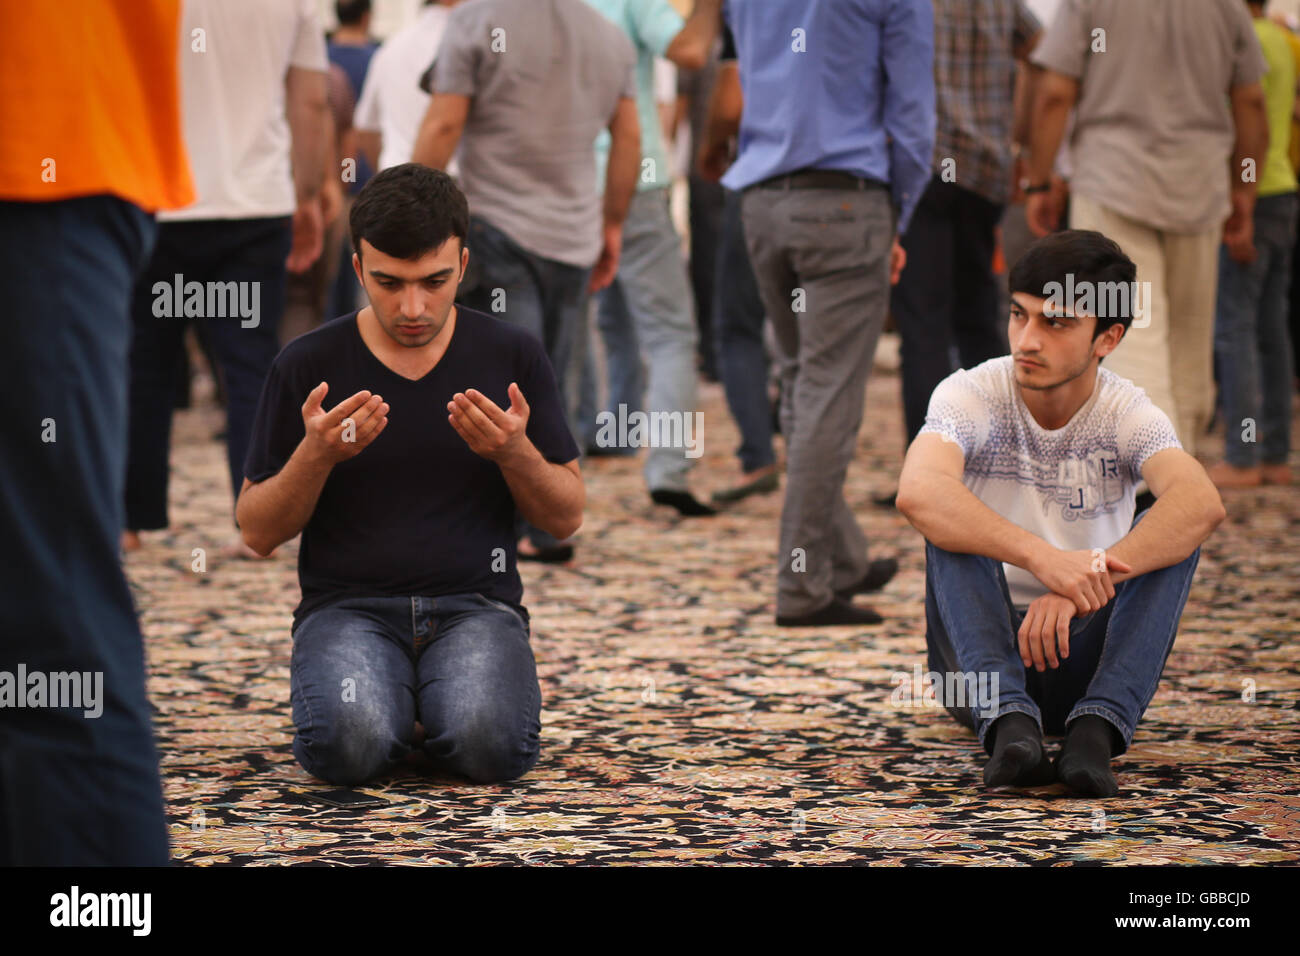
[435,711,539,784]
[294,706,409,786]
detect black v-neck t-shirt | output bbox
[243,307,579,627]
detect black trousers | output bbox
[891,176,1008,444]
[125,216,293,529]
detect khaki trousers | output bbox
[1070,193,1221,457]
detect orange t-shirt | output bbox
[0,1,194,212]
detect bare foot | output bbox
[1207,461,1262,489]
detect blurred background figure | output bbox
[323,0,379,321]
[576,0,722,518]
[697,27,778,506]
[721,0,934,627]
[412,0,640,562]
[1211,0,1297,488]
[123,0,330,559]
[888,1,1042,486]
[354,1,461,175]
[1026,0,1269,471]
[0,0,193,864]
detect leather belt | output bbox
[755,168,884,191]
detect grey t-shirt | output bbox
[433,0,636,267]
[1032,0,1266,233]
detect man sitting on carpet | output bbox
[896,230,1225,796]
[236,164,583,785]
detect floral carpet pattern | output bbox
[125,370,1300,865]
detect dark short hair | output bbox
[335,0,371,26]
[349,164,469,263]
[1008,229,1139,356]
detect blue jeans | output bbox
[923,509,1200,755]
[0,195,170,864]
[1214,191,1298,466]
[713,187,775,473]
[586,188,701,492]
[458,215,590,548]
[289,593,541,785]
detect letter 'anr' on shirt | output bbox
[917,356,1182,608]
[243,308,580,628]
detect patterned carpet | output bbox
[125,364,1300,865]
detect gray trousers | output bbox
[740,184,893,615]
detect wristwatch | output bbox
[1021,180,1051,195]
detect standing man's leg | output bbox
[1164,222,1223,459]
[952,186,1009,368]
[1255,193,1298,478]
[416,593,541,783]
[202,216,294,514]
[744,185,888,621]
[891,177,957,444]
[1070,195,1182,450]
[712,186,777,497]
[689,173,724,380]
[614,189,708,506]
[593,276,646,424]
[0,195,170,864]
[1213,226,1267,471]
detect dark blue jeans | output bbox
[713,188,775,473]
[923,509,1200,755]
[125,216,293,528]
[1214,191,1298,466]
[0,195,170,864]
[289,593,541,785]
[458,215,589,550]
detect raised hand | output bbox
[301,381,389,464]
[447,383,531,463]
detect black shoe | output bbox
[650,488,717,516]
[710,470,779,505]
[834,557,899,600]
[871,489,897,509]
[518,543,574,563]
[776,597,883,627]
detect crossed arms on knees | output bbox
[898,435,1225,665]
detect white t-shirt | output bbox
[354,4,455,173]
[161,0,328,222]
[918,356,1182,607]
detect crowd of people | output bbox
[1,0,1294,863]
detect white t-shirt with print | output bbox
[918,356,1182,607]
[161,0,329,221]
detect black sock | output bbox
[1055,715,1120,797]
[983,712,1054,787]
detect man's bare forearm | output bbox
[287,67,329,203]
[1231,86,1269,200]
[604,102,640,226]
[497,442,584,540]
[1106,482,1224,585]
[1026,74,1074,185]
[898,472,1050,571]
[236,441,334,556]
[663,0,723,70]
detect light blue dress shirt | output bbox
[720,0,936,235]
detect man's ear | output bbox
[459,244,469,283]
[1093,321,1125,360]
[352,251,363,285]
